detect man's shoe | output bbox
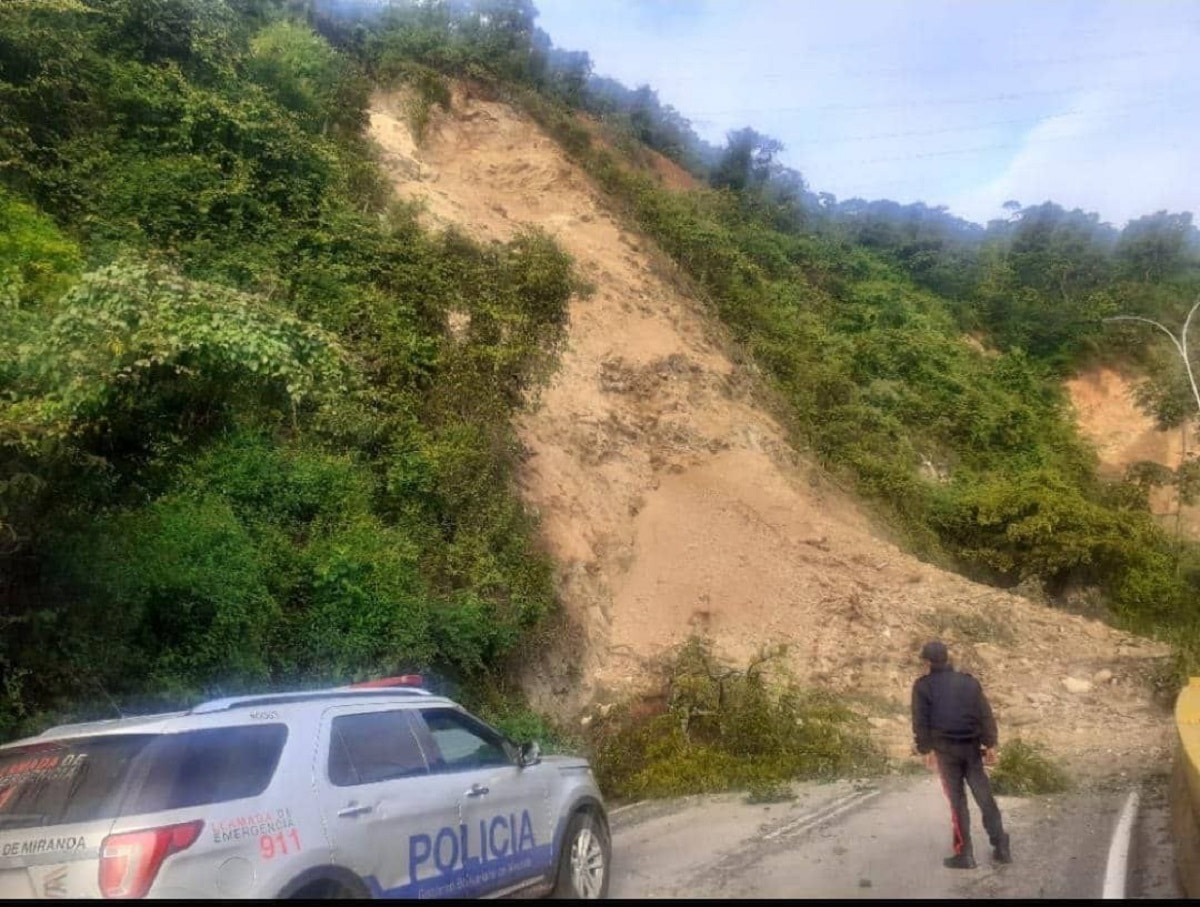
[992,835,1012,864]
[943,852,977,870]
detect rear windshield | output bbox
[0,725,287,830]
[0,735,153,831]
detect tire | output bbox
[552,810,611,899]
[291,879,365,899]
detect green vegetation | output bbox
[744,779,798,804]
[990,739,1071,796]
[0,0,576,738]
[588,638,883,800]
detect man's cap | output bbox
[920,640,949,664]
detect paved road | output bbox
[608,772,1182,899]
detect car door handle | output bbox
[465,783,490,798]
[337,802,373,818]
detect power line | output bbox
[577,18,1200,66]
[653,42,1197,83]
[680,80,1195,116]
[786,94,1200,147]
[835,114,1184,166]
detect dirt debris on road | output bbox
[369,86,1174,782]
[609,774,1180,899]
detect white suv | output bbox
[0,677,610,899]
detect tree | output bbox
[247,18,365,135]
[95,0,238,77]
[1116,211,1197,283]
[1006,202,1115,302]
[542,45,591,105]
[710,127,784,195]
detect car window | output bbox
[121,725,288,814]
[0,725,288,829]
[418,708,512,772]
[328,709,429,787]
[0,736,155,830]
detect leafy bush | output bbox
[387,62,451,142]
[40,495,278,703]
[589,638,883,800]
[0,5,575,735]
[0,187,81,307]
[990,739,1071,796]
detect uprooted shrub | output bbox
[990,739,1071,796]
[588,637,884,800]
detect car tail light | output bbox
[99,820,203,899]
[348,674,424,689]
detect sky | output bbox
[534,0,1200,228]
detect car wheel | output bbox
[553,810,610,899]
[291,879,364,899]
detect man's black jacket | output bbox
[911,663,998,754]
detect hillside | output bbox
[370,87,1172,776]
[1067,365,1200,538]
[2,1,1195,793]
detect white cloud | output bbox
[535,0,1200,225]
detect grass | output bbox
[990,739,1071,796]
[745,779,797,804]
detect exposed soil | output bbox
[1065,365,1200,537]
[369,88,1174,780]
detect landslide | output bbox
[369,86,1172,778]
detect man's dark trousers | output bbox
[934,741,1005,856]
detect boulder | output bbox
[1062,676,1092,694]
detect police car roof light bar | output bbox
[346,674,425,689]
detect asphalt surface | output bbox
[608,771,1182,899]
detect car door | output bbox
[313,705,461,898]
[412,707,554,898]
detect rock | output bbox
[580,715,593,728]
[1062,676,1092,694]
[1093,669,1114,684]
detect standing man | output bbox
[911,640,1012,869]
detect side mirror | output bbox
[518,740,541,768]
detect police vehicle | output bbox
[0,676,610,899]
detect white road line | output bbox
[609,801,644,817]
[762,788,882,842]
[1101,789,1140,900]
[772,789,883,841]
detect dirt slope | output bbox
[369,88,1172,777]
[1066,365,1200,537]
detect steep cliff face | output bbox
[369,87,1172,776]
[1066,365,1200,537]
